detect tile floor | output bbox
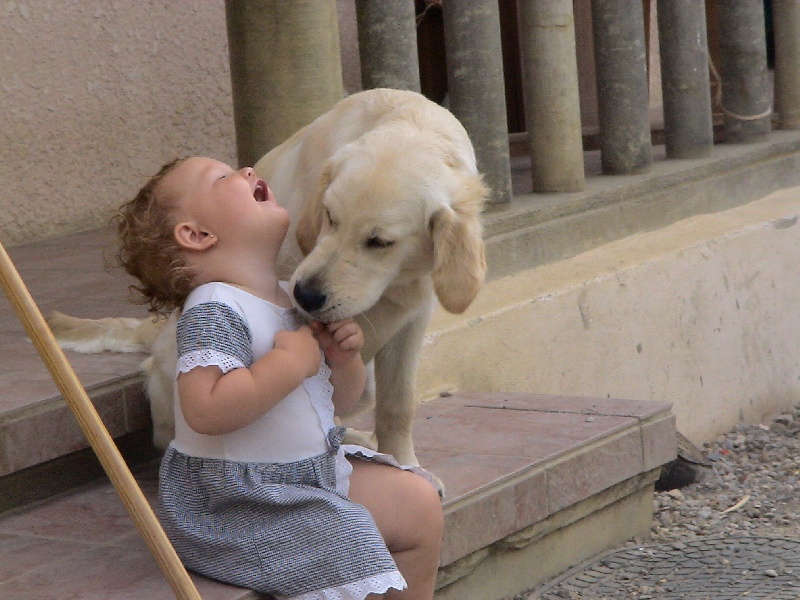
[1,228,151,477]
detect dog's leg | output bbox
[372,314,429,468]
[146,315,179,450]
[341,361,379,449]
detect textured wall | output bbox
[1,2,236,246]
[419,188,800,447]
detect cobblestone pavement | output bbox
[517,405,800,599]
[533,536,800,599]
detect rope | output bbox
[707,54,772,122]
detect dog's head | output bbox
[289,128,488,322]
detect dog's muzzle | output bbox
[293,279,327,313]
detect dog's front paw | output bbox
[343,428,379,450]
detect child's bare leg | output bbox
[347,458,444,600]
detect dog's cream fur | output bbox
[49,88,488,467]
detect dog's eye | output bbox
[365,236,394,249]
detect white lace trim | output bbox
[334,446,354,497]
[176,349,245,375]
[304,361,335,431]
[342,445,441,492]
[281,570,406,600]
[300,361,353,495]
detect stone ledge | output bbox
[416,392,675,586]
[435,472,659,599]
[488,130,800,279]
[0,376,148,479]
[0,392,675,599]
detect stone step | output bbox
[0,228,676,598]
[0,388,675,599]
[1,228,155,511]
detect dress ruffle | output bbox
[282,569,406,600]
[176,348,245,374]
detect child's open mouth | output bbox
[254,179,268,202]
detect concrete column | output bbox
[773,0,800,129]
[657,0,714,158]
[591,0,652,175]
[225,0,343,167]
[716,0,771,142]
[442,0,512,205]
[355,0,420,92]
[517,0,585,192]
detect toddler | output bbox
[115,157,443,599]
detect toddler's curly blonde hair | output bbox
[115,157,195,316]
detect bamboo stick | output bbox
[0,240,201,600]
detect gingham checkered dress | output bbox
[158,283,407,599]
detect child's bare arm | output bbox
[178,325,320,435]
[311,319,367,414]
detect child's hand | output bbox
[274,326,321,378]
[310,319,364,367]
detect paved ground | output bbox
[533,536,800,599]
[524,407,800,599]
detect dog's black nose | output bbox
[293,280,327,313]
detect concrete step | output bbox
[0,390,674,599]
[0,228,676,598]
[1,228,155,511]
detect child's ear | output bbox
[174,221,216,250]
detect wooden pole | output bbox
[0,240,201,600]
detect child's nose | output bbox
[239,167,255,178]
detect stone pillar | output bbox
[442,0,512,205]
[225,0,343,167]
[355,0,420,92]
[773,0,800,129]
[591,0,652,174]
[517,0,585,192]
[657,0,714,158]
[716,0,771,142]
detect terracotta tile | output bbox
[0,391,128,475]
[0,480,138,544]
[0,369,61,413]
[131,463,161,506]
[0,540,257,600]
[416,394,473,417]
[441,467,547,565]
[453,391,671,419]
[429,452,538,504]
[62,351,148,387]
[0,532,95,583]
[0,407,88,476]
[0,431,8,475]
[641,414,678,471]
[546,428,644,513]
[413,405,636,463]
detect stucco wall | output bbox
[419,188,800,446]
[0,1,362,248]
[0,2,235,246]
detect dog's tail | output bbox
[46,311,167,354]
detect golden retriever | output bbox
[49,88,488,469]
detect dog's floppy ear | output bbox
[295,162,333,256]
[430,173,489,313]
